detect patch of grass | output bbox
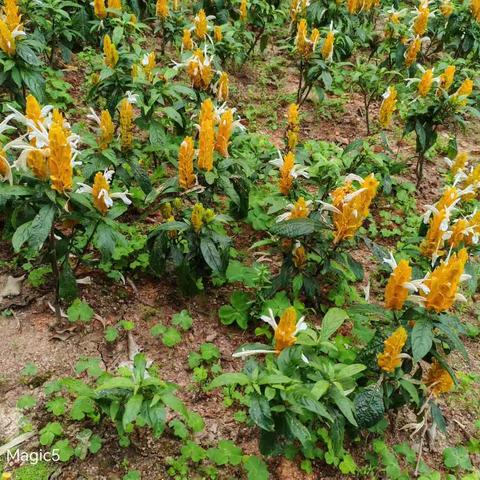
[3,462,54,480]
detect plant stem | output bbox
[49,228,62,323]
[74,219,101,272]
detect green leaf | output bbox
[181,441,206,462]
[286,412,311,446]
[219,291,251,329]
[209,372,250,389]
[29,204,56,251]
[39,422,63,446]
[12,222,32,252]
[443,446,472,470]
[53,439,74,462]
[354,385,385,429]
[207,440,243,466]
[170,418,188,439]
[320,308,349,341]
[270,219,316,238]
[249,393,274,432]
[123,394,144,429]
[96,377,135,392]
[399,379,420,406]
[200,343,220,361]
[105,326,119,342]
[411,318,433,362]
[67,298,94,323]
[70,396,96,420]
[330,387,357,426]
[46,397,67,416]
[200,237,223,274]
[162,327,182,347]
[172,310,193,331]
[244,455,269,480]
[17,394,37,410]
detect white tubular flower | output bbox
[383,251,398,270]
[276,199,312,222]
[125,91,139,104]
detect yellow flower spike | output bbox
[418,68,434,97]
[130,13,137,23]
[425,361,454,396]
[92,171,110,214]
[472,0,480,21]
[131,64,139,78]
[331,174,378,244]
[440,0,453,17]
[450,151,468,175]
[292,243,306,269]
[25,94,43,128]
[99,110,114,150]
[160,202,172,218]
[449,218,469,248]
[156,0,169,19]
[3,0,21,31]
[191,203,205,232]
[356,173,379,218]
[465,211,480,243]
[198,99,215,172]
[295,19,308,57]
[217,71,229,102]
[422,248,468,312]
[385,259,412,310]
[279,151,295,195]
[462,164,480,199]
[274,307,299,353]
[239,0,248,21]
[287,103,299,130]
[0,148,13,185]
[93,0,107,18]
[203,208,215,223]
[436,186,459,210]
[107,0,121,14]
[405,36,421,67]
[48,121,73,194]
[195,9,208,40]
[287,131,298,151]
[172,0,178,10]
[439,65,456,92]
[187,49,213,90]
[321,30,334,62]
[0,19,16,56]
[182,29,193,51]
[420,208,447,260]
[143,52,156,81]
[348,0,359,14]
[289,197,310,219]
[286,103,300,151]
[378,86,397,129]
[166,215,177,238]
[103,34,119,68]
[27,148,49,180]
[214,25,223,42]
[453,78,473,105]
[215,109,234,158]
[377,327,408,373]
[178,136,196,190]
[413,6,429,36]
[119,98,134,151]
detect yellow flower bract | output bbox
[377,326,407,373]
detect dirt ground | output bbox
[1,42,480,480]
